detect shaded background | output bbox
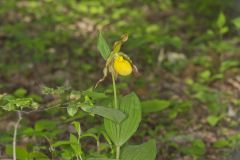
[0,0,240,159]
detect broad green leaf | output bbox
[82,105,126,123]
[104,93,141,146]
[97,32,111,60]
[142,99,170,113]
[67,103,78,116]
[6,145,29,160]
[121,140,157,160]
[232,17,240,29]
[216,12,226,28]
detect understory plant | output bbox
[94,33,157,160]
[0,33,157,160]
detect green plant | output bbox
[92,32,157,160]
[0,33,157,160]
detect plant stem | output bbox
[111,74,121,160]
[111,73,118,109]
[13,111,22,160]
[116,145,120,160]
[97,139,100,153]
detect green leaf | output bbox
[121,140,157,160]
[80,133,98,141]
[219,26,229,34]
[88,158,115,160]
[142,99,170,113]
[232,17,240,29]
[104,93,141,146]
[89,106,126,123]
[72,121,81,138]
[6,145,29,160]
[216,12,226,28]
[52,141,71,147]
[220,60,239,72]
[14,88,27,98]
[70,134,82,156]
[181,139,205,157]
[67,103,79,116]
[199,70,211,80]
[29,152,50,159]
[207,115,221,126]
[213,139,230,148]
[97,32,111,60]
[2,97,38,111]
[83,89,108,100]
[35,120,57,131]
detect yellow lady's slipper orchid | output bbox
[95,33,138,88]
[113,55,132,76]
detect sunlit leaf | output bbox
[104,93,141,146]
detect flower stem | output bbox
[13,111,22,160]
[112,73,118,109]
[111,73,121,160]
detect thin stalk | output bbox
[111,73,121,160]
[111,73,118,109]
[116,145,120,160]
[97,139,100,153]
[13,111,22,160]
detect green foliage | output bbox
[121,140,157,160]
[6,145,50,160]
[0,88,38,111]
[0,0,239,159]
[86,106,126,123]
[98,32,111,60]
[104,93,141,146]
[232,17,240,29]
[142,99,170,113]
[181,139,206,157]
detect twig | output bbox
[13,111,22,160]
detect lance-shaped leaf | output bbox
[121,140,157,160]
[97,32,111,60]
[104,93,141,146]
